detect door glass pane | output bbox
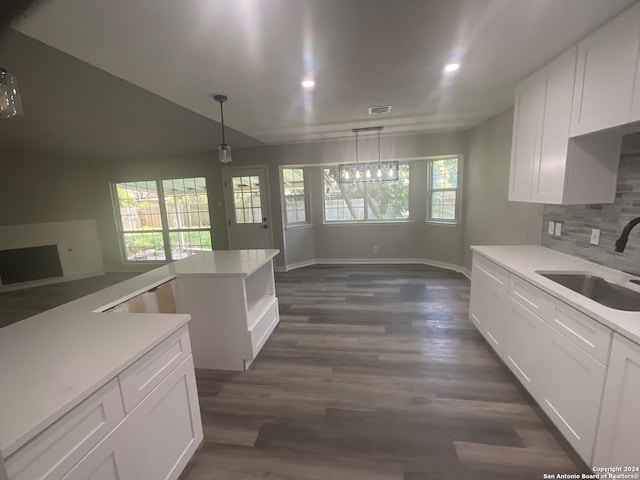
[232,175,263,223]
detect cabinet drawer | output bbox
[548,304,612,364]
[508,275,553,319]
[6,379,124,480]
[119,326,192,413]
[472,255,509,292]
[249,298,279,357]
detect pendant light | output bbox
[213,94,232,164]
[0,68,23,119]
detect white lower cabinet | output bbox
[470,276,507,356]
[61,421,137,480]
[503,297,545,397]
[593,334,640,467]
[4,326,202,480]
[468,252,620,467]
[127,355,203,480]
[539,322,606,462]
[469,256,509,357]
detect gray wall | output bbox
[231,130,469,268]
[461,108,544,271]
[542,133,640,274]
[1,107,549,274]
[0,146,97,226]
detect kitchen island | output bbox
[0,249,279,480]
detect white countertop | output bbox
[0,249,279,458]
[471,245,640,346]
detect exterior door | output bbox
[223,167,272,249]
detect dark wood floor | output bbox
[0,273,138,328]
[180,264,588,480]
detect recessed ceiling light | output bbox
[301,79,315,89]
[444,63,460,73]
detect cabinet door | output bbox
[593,334,640,467]
[469,274,507,357]
[539,323,606,464]
[532,47,576,204]
[571,3,640,136]
[503,298,545,399]
[127,355,203,480]
[61,421,138,480]
[509,72,543,202]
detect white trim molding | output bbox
[278,257,469,276]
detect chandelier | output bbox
[339,126,399,183]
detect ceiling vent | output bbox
[368,105,392,115]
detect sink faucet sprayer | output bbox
[615,216,640,252]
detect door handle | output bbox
[262,224,268,229]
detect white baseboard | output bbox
[281,257,469,276]
[277,259,317,272]
[0,270,105,292]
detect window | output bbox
[282,168,308,225]
[114,177,212,262]
[323,163,410,222]
[428,157,459,222]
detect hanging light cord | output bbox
[219,101,226,145]
[355,131,359,166]
[377,130,382,166]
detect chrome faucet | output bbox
[615,217,640,252]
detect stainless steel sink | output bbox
[537,272,640,311]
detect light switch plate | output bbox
[554,222,562,237]
[590,228,600,245]
[548,221,555,235]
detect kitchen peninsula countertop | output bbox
[0,249,279,459]
[471,245,640,345]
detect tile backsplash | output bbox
[542,133,640,275]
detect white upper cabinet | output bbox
[571,2,640,137]
[509,45,622,205]
[509,72,543,202]
[532,48,576,203]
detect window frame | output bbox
[426,156,461,225]
[322,162,411,223]
[112,177,213,263]
[281,167,311,228]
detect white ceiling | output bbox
[13,0,639,145]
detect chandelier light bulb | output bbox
[355,170,361,179]
[365,168,371,179]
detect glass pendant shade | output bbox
[0,69,23,119]
[214,94,232,164]
[218,143,232,164]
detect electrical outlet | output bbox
[548,221,555,235]
[554,222,562,237]
[591,228,600,245]
[373,246,379,254]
